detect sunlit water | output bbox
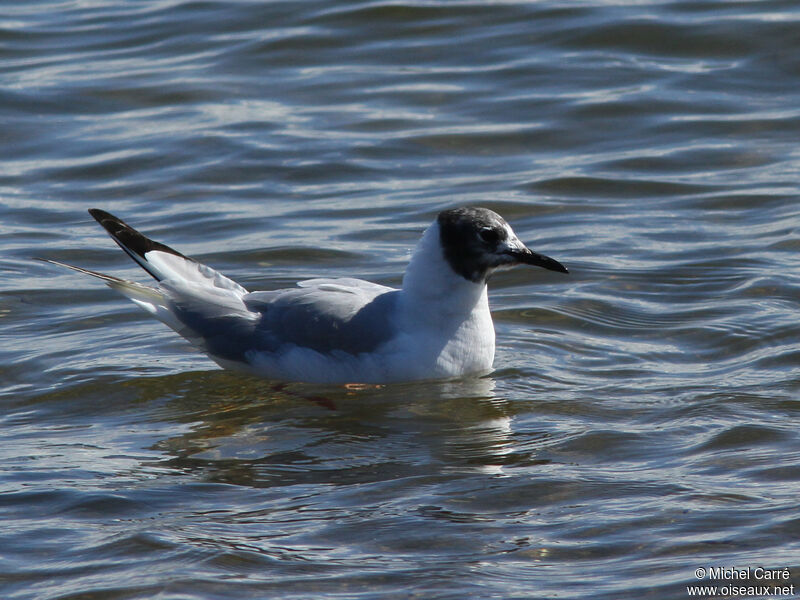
[2,1,800,598]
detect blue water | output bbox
[2,1,800,598]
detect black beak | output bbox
[511,248,569,274]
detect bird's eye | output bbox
[478,228,500,245]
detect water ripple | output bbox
[3,0,800,598]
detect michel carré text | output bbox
[708,567,790,581]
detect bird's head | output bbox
[437,206,568,283]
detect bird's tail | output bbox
[39,210,262,366]
[35,258,189,331]
[36,258,163,303]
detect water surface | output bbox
[2,1,800,598]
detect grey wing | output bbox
[244,279,399,355]
[158,280,259,363]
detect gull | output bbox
[40,207,568,384]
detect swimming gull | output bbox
[40,207,568,384]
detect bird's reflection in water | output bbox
[127,370,544,488]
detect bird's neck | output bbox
[401,222,489,319]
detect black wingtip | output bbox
[89,208,184,256]
[88,208,131,241]
[88,208,190,281]
[88,207,112,221]
[88,208,135,240]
